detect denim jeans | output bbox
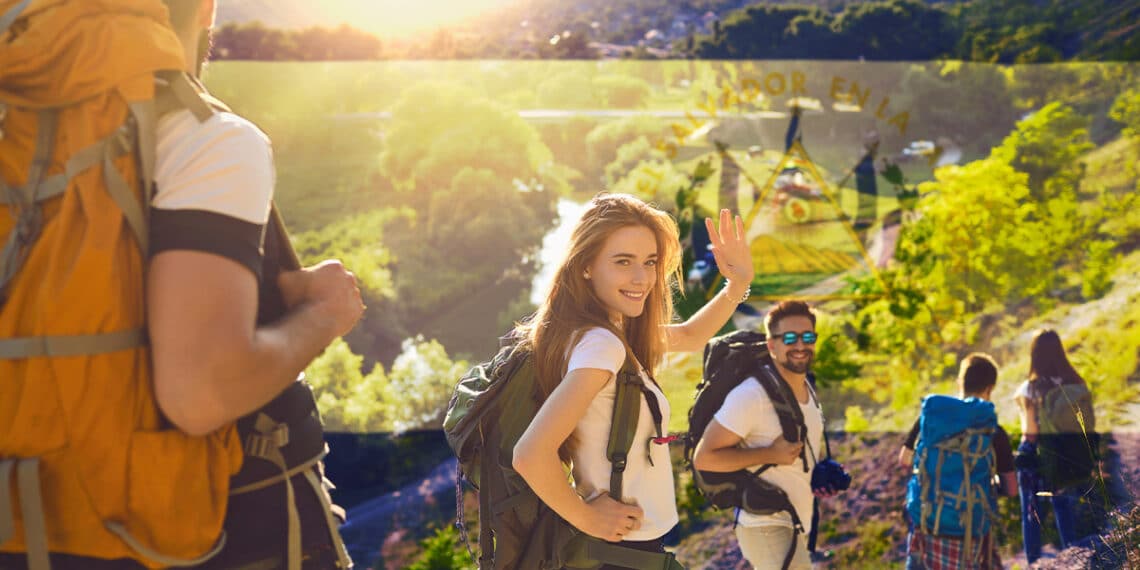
[1018,468,1088,563]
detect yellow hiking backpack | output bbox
[0,1,245,567]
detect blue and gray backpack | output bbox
[906,395,998,548]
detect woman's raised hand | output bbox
[705,209,754,289]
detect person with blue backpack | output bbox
[899,353,1017,570]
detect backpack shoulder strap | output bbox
[155,70,231,120]
[607,356,643,499]
[754,364,810,471]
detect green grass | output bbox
[1084,136,1139,192]
[657,351,705,434]
[752,272,837,296]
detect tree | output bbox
[378,83,561,355]
[831,0,955,60]
[991,102,1094,200]
[211,22,381,61]
[911,158,1051,310]
[380,82,563,197]
[380,337,469,433]
[609,151,690,206]
[535,70,600,109]
[584,116,666,186]
[1110,88,1140,148]
[593,75,652,108]
[898,62,1018,153]
[306,336,468,433]
[305,339,389,432]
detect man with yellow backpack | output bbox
[0,1,362,569]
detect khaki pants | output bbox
[735,524,811,570]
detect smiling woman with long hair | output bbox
[512,193,754,568]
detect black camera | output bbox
[811,458,852,493]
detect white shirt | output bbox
[155,109,274,225]
[565,328,678,541]
[713,374,823,531]
[150,108,275,279]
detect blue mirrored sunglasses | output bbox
[780,331,818,345]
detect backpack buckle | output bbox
[611,457,627,473]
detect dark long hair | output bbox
[1028,328,1086,388]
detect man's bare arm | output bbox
[692,420,804,472]
[148,252,363,436]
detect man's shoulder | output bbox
[158,108,269,151]
[725,376,770,403]
[152,108,275,225]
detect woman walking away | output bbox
[1014,328,1101,564]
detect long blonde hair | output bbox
[516,193,682,404]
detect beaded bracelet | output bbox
[723,282,751,304]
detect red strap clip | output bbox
[651,435,678,445]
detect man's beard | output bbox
[778,351,814,374]
[195,28,212,77]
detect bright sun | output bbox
[316,0,516,37]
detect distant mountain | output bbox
[213,0,1137,61]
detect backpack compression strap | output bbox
[0,458,49,570]
[572,538,685,570]
[0,0,30,35]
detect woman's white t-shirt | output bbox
[565,328,678,541]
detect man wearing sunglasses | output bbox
[692,301,828,570]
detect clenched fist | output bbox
[278,260,365,338]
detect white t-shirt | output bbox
[565,328,678,541]
[1015,377,1063,434]
[713,371,823,531]
[155,109,273,222]
[151,109,274,279]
